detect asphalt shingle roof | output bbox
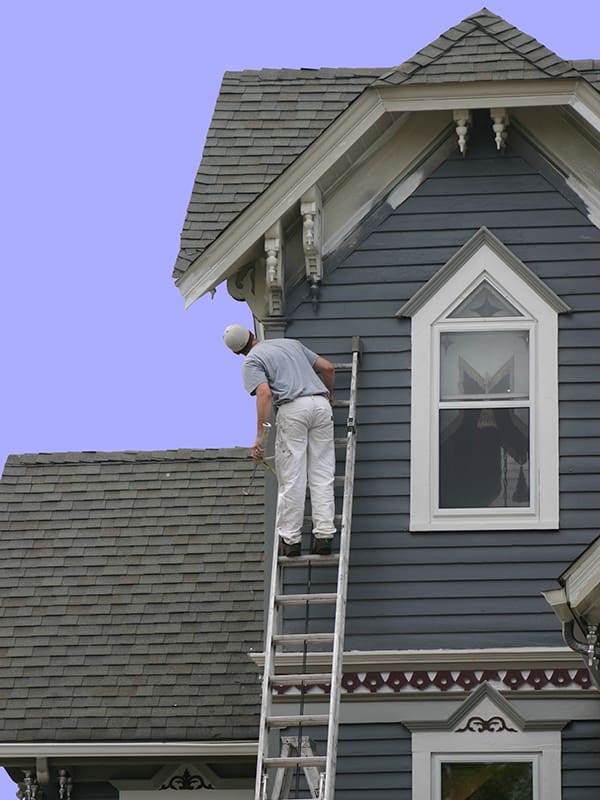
[174,68,381,278]
[0,448,264,743]
[173,7,597,283]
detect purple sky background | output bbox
[1,0,599,794]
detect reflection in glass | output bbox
[441,761,533,800]
[441,331,529,402]
[449,281,522,318]
[439,409,529,508]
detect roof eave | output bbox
[0,741,258,758]
[177,76,598,309]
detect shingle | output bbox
[0,448,264,743]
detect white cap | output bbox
[223,324,251,353]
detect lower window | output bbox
[435,755,536,800]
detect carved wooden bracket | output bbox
[301,186,322,281]
[453,110,472,156]
[264,220,284,317]
[490,107,509,150]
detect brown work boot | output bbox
[280,539,301,558]
[310,535,332,556]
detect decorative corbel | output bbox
[453,110,472,157]
[264,220,284,317]
[301,186,322,309]
[490,108,509,150]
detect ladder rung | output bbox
[263,756,327,769]
[334,437,347,448]
[267,714,329,728]
[275,592,337,605]
[273,632,335,645]
[278,553,339,566]
[271,672,331,685]
[332,399,350,407]
[332,362,352,370]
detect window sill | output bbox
[410,514,559,532]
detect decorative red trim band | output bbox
[273,668,593,695]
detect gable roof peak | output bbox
[378,7,577,87]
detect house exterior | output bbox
[2,8,600,800]
[0,449,264,800]
[173,7,600,799]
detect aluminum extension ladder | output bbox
[255,336,361,800]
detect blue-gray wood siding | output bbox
[287,723,411,799]
[562,720,600,799]
[284,119,600,650]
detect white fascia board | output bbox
[176,91,386,306]
[571,80,600,134]
[0,742,258,758]
[249,647,579,671]
[379,79,578,112]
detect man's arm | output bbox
[313,356,335,401]
[252,381,273,461]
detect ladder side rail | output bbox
[255,526,285,800]
[323,337,361,800]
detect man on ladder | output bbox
[223,324,336,557]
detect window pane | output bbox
[449,281,522,318]
[441,761,532,800]
[441,331,529,401]
[439,408,530,509]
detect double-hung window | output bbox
[399,228,568,531]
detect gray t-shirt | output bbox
[242,339,328,406]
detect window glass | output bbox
[449,281,522,318]
[439,408,530,508]
[440,331,529,402]
[441,761,533,800]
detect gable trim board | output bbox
[175,78,600,308]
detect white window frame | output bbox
[402,229,567,531]
[412,730,562,800]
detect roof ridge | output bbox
[466,11,574,80]
[379,8,574,86]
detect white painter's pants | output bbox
[275,395,336,545]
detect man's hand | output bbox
[252,439,265,462]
